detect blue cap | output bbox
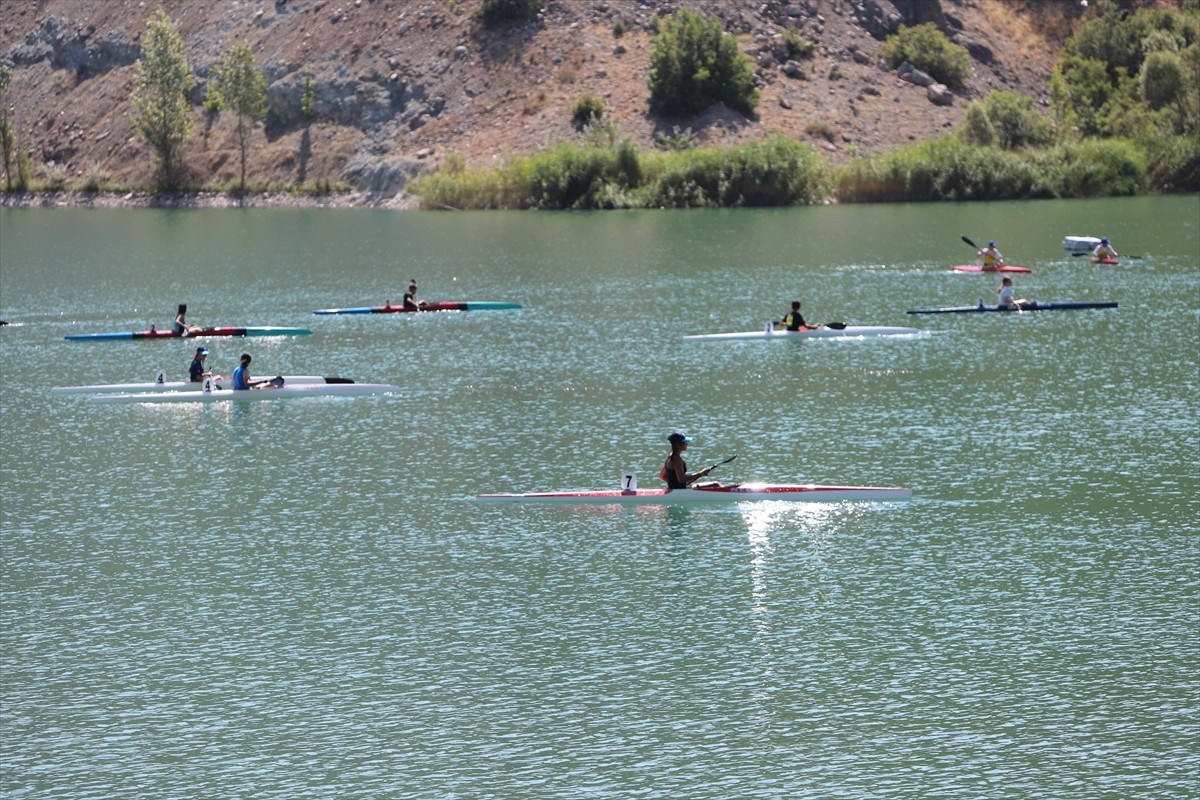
[196,346,208,355]
[988,241,996,247]
[668,431,693,444]
[1100,237,1109,244]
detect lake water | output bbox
[2,196,1198,799]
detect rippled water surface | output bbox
[2,197,1198,799]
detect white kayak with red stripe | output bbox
[52,374,350,394]
[684,323,919,341]
[478,483,912,504]
[91,381,400,404]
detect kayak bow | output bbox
[313,301,521,315]
[478,483,912,503]
[66,326,312,341]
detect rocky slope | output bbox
[0,0,1091,207]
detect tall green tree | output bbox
[210,41,269,194]
[131,7,194,189]
[0,65,17,190]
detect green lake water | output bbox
[2,196,1198,799]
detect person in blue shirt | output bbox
[231,353,275,390]
[189,346,210,382]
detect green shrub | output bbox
[881,23,972,89]
[646,136,828,207]
[962,91,1054,149]
[476,0,542,26]
[1140,133,1200,191]
[647,9,758,117]
[1140,50,1184,110]
[571,95,606,128]
[835,136,1056,202]
[805,120,835,142]
[960,103,996,146]
[782,29,815,60]
[612,18,627,38]
[654,125,698,151]
[1057,138,1146,197]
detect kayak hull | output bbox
[52,376,352,394]
[313,301,522,315]
[91,383,400,403]
[684,325,919,341]
[66,326,312,341]
[952,265,1032,274]
[1091,257,1119,265]
[908,301,1117,314]
[478,484,912,503]
[1064,236,1101,252]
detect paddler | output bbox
[189,346,211,382]
[231,353,278,390]
[996,277,1027,309]
[660,431,721,490]
[977,241,1004,270]
[777,300,815,331]
[173,303,203,335]
[402,279,428,311]
[1092,237,1118,260]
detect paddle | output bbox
[962,235,979,249]
[696,455,737,479]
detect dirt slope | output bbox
[0,0,1091,207]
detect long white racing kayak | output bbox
[92,382,400,404]
[684,324,919,341]
[478,483,913,504]
[53,375,352,394]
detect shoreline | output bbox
[0,190,417,210]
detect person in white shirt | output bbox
[997,277,1026,309]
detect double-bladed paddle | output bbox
[694,455,736,481]
[962,235,979,249]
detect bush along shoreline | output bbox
[408,130,1197,210]
[4,128,1194,209]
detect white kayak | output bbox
[477,483,912,504]
[684,324,919,341]
[91,382,400,404]
[52,375,350,394]
[1064,235,1102,253]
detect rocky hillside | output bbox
[0,0,1099,207]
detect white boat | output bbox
[1063,235,1102,253]
[91,382,400,404]
[683,324,919,342]
[52,374,349,394]
[477,483,912,504]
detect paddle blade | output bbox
[961,235,978,249]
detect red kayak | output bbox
[953,264,1032,274]
[1091,257,1119,265]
